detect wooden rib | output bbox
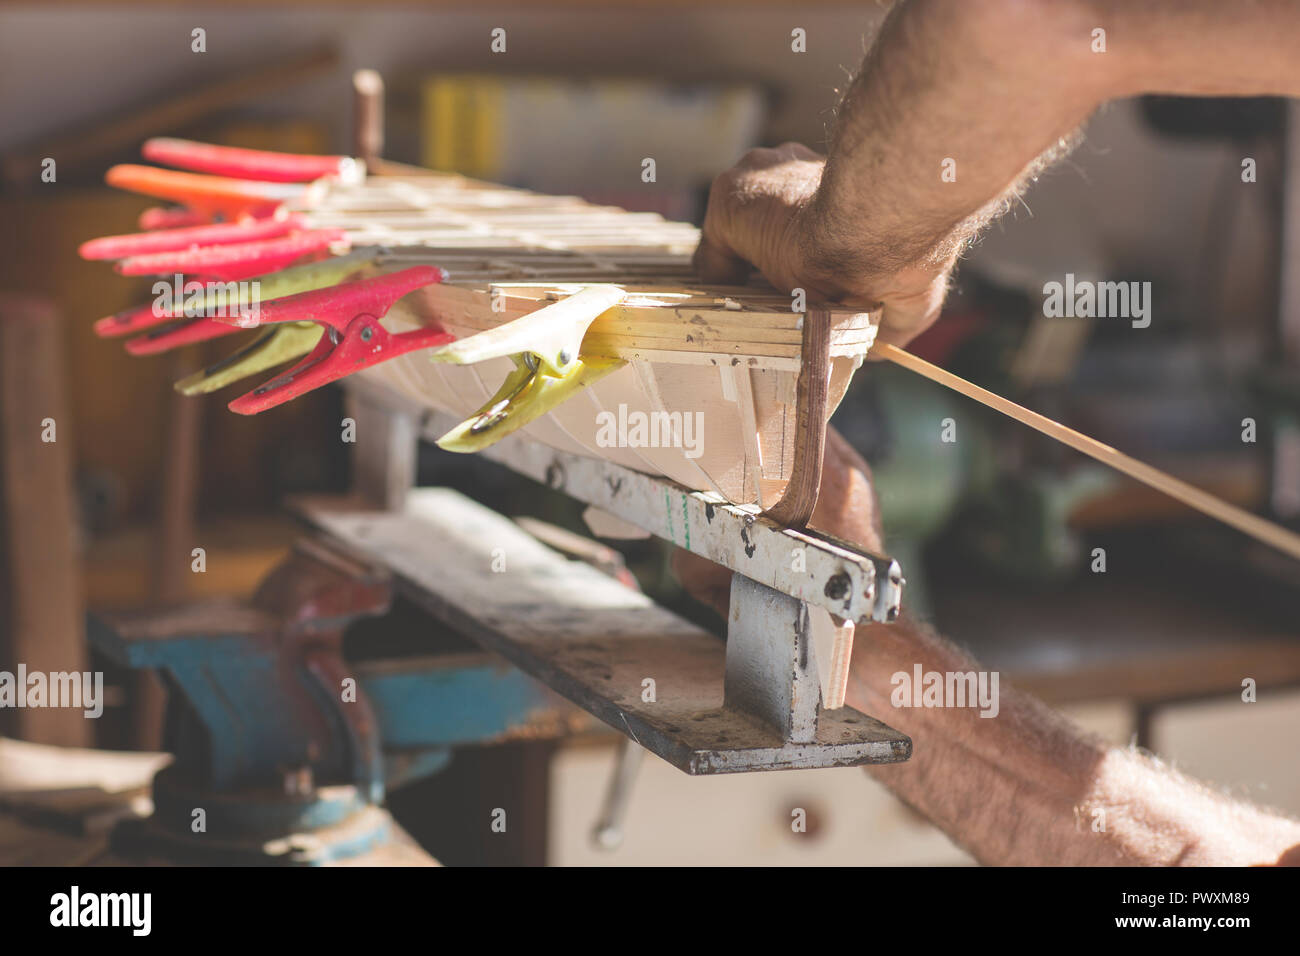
[763,308,832,529]
[878,343,1300,562]
[731,365,765,507]
[626,359,729,498]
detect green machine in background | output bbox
[845,363,1119,615]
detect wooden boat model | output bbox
[80,139,1300,561]
[83,142,881,522]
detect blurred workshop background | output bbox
[1,3,1298,866]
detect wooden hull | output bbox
[367,285,870,508]
[299,171,879,509]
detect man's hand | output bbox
[693,143,955,349]
[695,0,1300,353]
[692,0,1119,349]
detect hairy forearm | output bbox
[847,618,1300,866]
[805,0,1300,291]
[805,0,1104,286]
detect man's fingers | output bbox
[692,233,753,285]
[867,273,952,354]
[871,317,930,351]
[866,310,935,357]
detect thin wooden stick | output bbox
[877,342,1300,562]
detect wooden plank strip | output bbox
[879,343,1300,562]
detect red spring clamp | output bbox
[226,266,454,415]
[142,138,358,183]
[80,214,306,261]
[94,300,176,338]
[94,283,254,348]
[94,278,246,338]
[124,316,246,355]
[139,207,213,231]
[115,230,344,282]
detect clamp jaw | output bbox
[90,249,381,380]
[218,266,454,414]
[429,284,627,451]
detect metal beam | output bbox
[724,575,821,744]
[343,377,904,624]
[299,489,910,774]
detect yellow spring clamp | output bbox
[431,285,626,452]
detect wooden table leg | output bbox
[0,295,90,746]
